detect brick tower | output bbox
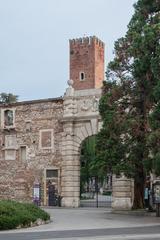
[69,36,105,90]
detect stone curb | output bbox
[16,219,51,229]
[111,210,156,216]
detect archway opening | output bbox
[80,135,112,208]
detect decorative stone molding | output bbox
[65,79,74,97]
[5,149,16,161]
[5,135,17,149]
[63,82,101,120]
[39,129,54,150]
[1,108,16,129]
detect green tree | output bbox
[0,93,18,104]
[80,136,97,194]
[96,0,160,209]
[95,81,127,176]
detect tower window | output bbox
[79,72,85,81]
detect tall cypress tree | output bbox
[96,0,160,209]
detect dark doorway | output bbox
[46,169,59,207]
[48,183,57,206]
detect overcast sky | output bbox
[0,0,136,101]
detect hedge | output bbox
[0,200,50,230]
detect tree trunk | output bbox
[133,173,145,209]
[132,90,147,209]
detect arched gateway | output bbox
[0,36,134,210]
[61,80,102,207]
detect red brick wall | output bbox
[94,39,105,89]
[69,36,105,90]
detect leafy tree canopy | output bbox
[96,0,160,208]
[0,93,18,104]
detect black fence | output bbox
[80,176,112,208]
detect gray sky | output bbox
[0,0,136,101]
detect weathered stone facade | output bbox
[0,85,102,207]
[0,98,63,205]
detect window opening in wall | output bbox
[20,146,26,162]
[80,72,85,81]
[4,110,14,126]
[25,121,31,132]
[46,169,58,178]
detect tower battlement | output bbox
[69,36,104,48]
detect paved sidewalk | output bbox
[1,207,160,233]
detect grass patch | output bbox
[0,200,50,230]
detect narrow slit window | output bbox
[80,72,85,81]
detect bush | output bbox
[0,200,50,230]
[102,191,112,196]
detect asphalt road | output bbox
[1,225,160,240]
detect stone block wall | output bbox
[0,98,63,204]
